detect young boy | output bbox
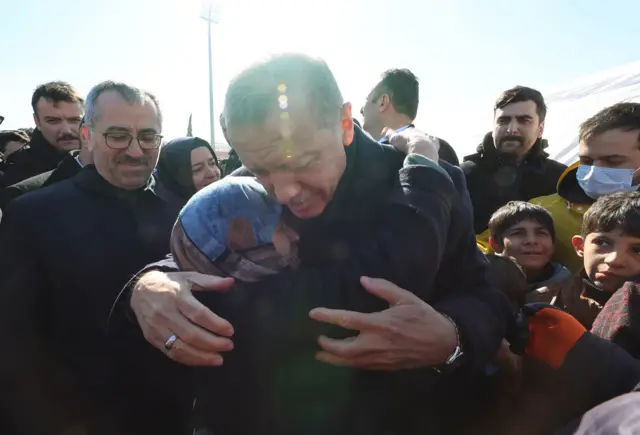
[488,201,572,304]
[555,191,640,329]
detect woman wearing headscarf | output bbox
[155,137,221,208]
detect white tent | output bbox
[543,61,640,165]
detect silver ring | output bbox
[164,334,178,350]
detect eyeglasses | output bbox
[93,129,163,150]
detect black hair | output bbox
[495,86,547,122]
[582,191,640,238]
[371,68,420,120]
[31,81,84,115]
[579,102,640,143]
[489,201,556,246]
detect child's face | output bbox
[496,220,554,277]
[573,229,640,292]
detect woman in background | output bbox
[155,136,221,208]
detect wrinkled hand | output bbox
[130,270,235,366]
[309,277,457,370]
[382,127,440,162]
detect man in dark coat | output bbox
[360,68,460,166]
[0,81,84,187]
[0,138,92,209]
[0,81,190,435]
[461,86,567,234]
[119,53,510,435]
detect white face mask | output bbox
[577,165,638,199]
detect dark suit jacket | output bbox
[0,166,189,435]
[111,126,509,435]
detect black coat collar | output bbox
[43,150,83,188]
[73,165,157,201]
[21,128,66,164]
[465,132,550,171]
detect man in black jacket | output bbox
[0,135,93,210]
[461,86,567,234]
[0,81,190,435]
[360,68,460,166]
[0,81,84,187]
[121,54,509,435]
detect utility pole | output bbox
[201,2,218,151]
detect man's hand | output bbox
[308,277,457,370]
[130,270,235,366]
[382,127,440,162]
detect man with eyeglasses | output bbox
[0,81,191,435]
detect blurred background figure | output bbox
[0,130,29,157]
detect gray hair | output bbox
[84,80,162,129]
[224,53,344,130]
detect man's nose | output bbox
[270,173,302,204]
[125,138,145,158]
[507,120,519,135]
[59,121,74,135]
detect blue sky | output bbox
[2,0,640,157]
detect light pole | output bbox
[201,2,219,151]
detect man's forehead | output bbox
[229,107,325,149]
[495,101,537,117]
[580,129,640,156]
[36,98,83,117]
[96,92,159,128]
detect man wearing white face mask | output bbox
[530,102,640,272]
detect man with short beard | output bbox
[0,81,84,187]
[461,86,567,234]
[0,81,190,435]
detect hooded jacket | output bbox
[527,263,573,304]
[461,132,567,234]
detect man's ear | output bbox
[81,125,94,150]
[33,113,40,129]
[489,236,504,253]
[571,235,585,257]
[379,94,391,112]
[341,102,354,147]
[538,122,545,139]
